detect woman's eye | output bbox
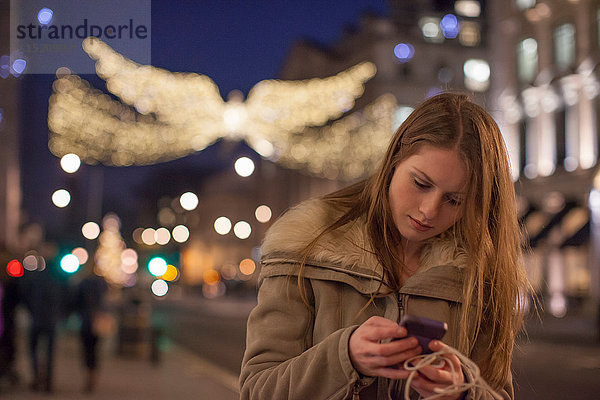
[446,197,462,206]
[413,179,429,189]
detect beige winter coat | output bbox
[240,199,513,400]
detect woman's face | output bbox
[388,144,468,248]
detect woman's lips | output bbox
[409,216,433,232]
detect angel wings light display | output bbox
[48,37,397,180]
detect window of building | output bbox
[554,23,575,71]
[516,0,536,10]
[455,1,481,17]
[419,17,444,43]
[463,59,490,91]
[393,43,415,63]
[517,38,538,84]
[459,21,481,46]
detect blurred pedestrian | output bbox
[75,266,109,393]
[20,262,66,393]
[241,93,532,399]
[0,248,21,391]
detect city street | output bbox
[155,295,600,399]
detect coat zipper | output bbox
[353,380,367,400]
[395,292,407,400]
[352,382,360,400]
[397,292,405,323]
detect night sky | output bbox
[18,1,389,242]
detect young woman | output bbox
[240,93,530,399]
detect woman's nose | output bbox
[419,194,441,220]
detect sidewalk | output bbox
[5,328,239,400]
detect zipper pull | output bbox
[353,381,361,400]
[397,292,404,320]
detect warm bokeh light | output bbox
[71,247,89,264]
[141,228,157,245]
[214,216,232,235]
[155,227,171,245]
[22,251,46,272]
[234,157,255,177]
[202,281,226,298]
[148,257,168,276]
[233,221,251,239]
[455,0,481,17]
[48,38,375,169]
[221,264,237,280]
[463,59,490,91]
[162,264,179,281]
[6,259,24,277]
[151,279,169,297]
[179,192,199,211]
[253,138,275,158]
[255,205,272,223]
[82,221,101,240]
[23,254,39,271]
[60,254,80,273]
[132,227,144,244]
[203,269,220,285]
[158,207,176,226]
[121,248,138,274]
[172,225,190,243]
[239,258,256,275]
[52,189,71,208]
[60,153,81,173]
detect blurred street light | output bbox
[234,221,251,239]
[155,227,171,245]
[148,256,168,276]
[180,192,199,211]
[82,221,100,240]
[255,205,272,223]
[234,157,255,177]
[214,217,232,235]
[142,228,157,245]
[151,279,168,296]
[71,247,89,264]
[172,225,190,242]
[52,189,71,208]
[60,254,80,273]
[60,153,81,173]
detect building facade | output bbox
[489,0,600,319]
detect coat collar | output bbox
[260,198,467,299]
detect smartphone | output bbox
[399,315,448,354]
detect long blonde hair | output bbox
[300,92,530,389]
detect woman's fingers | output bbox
[428,340,463,378]
[349,317,422,377]
[360,316,408,341]
[408,341,466,400]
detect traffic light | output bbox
[6,259,24,277]
[147,256,168,276]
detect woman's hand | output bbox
[409,340,466,400]
[348,316,422,380]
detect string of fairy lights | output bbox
[48,37,397,179]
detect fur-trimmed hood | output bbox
[261,198,468,284]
